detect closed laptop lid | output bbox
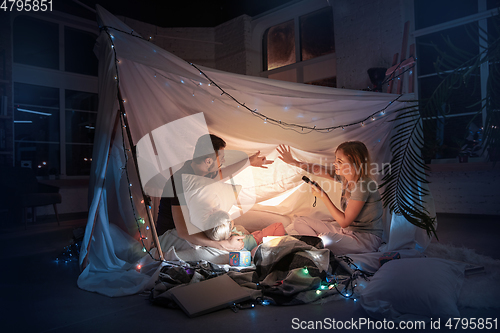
[170,274,251,317]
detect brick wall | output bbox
[119,16,216,68]
[214,15,252,75]
[120,16,254,74]
[332,0,406,90]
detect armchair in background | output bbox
[0,166,62,228]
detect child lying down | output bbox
[204,210,286,256]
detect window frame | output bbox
[414,1,498,162]
[256,1,336,86]
[11,12,99,178]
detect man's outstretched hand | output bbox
[249,151,274,168]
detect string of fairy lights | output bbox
[98,24,405,297]
[104,25,408,134]
[105,26,160,262]
[119,113,156,260]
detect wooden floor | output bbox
[1,213,498,333]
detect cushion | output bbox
[182,174,242,233]
[360,258,466,321]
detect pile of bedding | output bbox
[150,235,369,308]
[150,232,500,322]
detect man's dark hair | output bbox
[192,134,226,164]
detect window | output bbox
[65,90,97,176]
[65,27,98,76]
[14,83,60,176]
[264,20,296,70]
[12,15,98,177]
[13,16,59,69]
[415,0,499,162]
[300,8,335,62]
[262,7,336,87]
[415,0,478,30]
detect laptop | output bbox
[170,274,252,317]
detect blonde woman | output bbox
[277,142,383,254]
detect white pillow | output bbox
[360,258,466,321]
[182,174,242,233]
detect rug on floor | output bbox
[424,242,500,309]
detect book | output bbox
[449,259,485,276]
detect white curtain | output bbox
[78,6,435,297]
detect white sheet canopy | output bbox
[78,6,436,296]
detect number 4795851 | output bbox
[1,0,53,12]
[445,318,497,330]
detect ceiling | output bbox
[56,0,302,27]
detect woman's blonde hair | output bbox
[336,141,371,180]
[203,210,232,241]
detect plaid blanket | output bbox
[234,235,336,305]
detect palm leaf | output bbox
[379,102,437,238]
[380,11,500,239]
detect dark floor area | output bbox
[1,213,499,333]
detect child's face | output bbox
[334,149,354,177]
